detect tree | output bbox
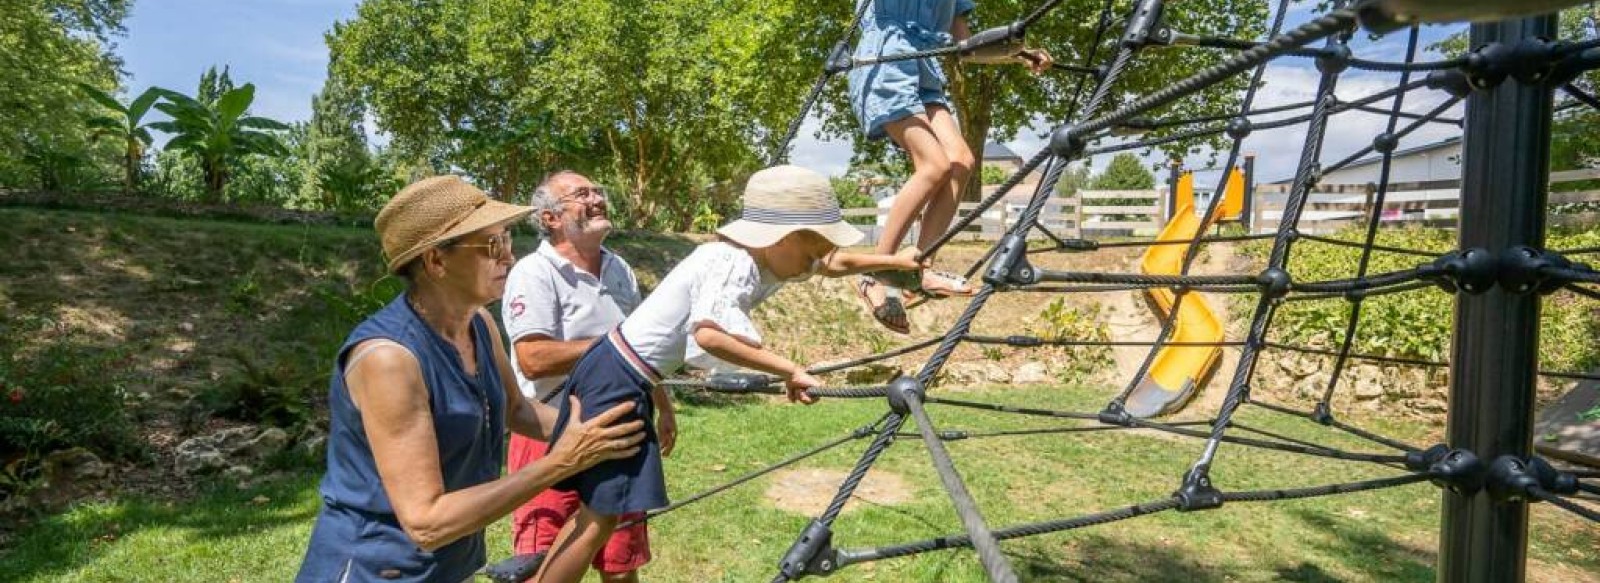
[328,0,840,228]
[0,0,126,189]
[148,83,291,202]
[79,84,162,194]
[298,73,392,210]
[1091,153,1156,189]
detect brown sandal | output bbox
[857,278,910,334]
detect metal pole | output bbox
[1439,14,1555,583]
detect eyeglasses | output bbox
[560,186,607,204]
[448,231,513,258]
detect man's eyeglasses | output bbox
[560,186,607,204]
[448,231,513,258]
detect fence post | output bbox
[1166,159,1182,222]
[1242,154,1256,231]
[1363,182,1377,223]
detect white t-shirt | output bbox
[619,242,784,376]
[501,240,641,399]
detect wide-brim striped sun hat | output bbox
[375,175,534,273]
[717,165,864,249]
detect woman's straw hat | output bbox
[375,175,533,273]
[717,165,864,248]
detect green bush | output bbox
[1239,226,1600,372]
[0,334,143,495]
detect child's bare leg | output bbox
[880,113,954,257]
[916,105,977,296]
[532,504,618,583]
[916,104,973,254]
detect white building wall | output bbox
[1318,142,1462,185]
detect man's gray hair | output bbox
[527,170,582,237]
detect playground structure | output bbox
[485,1,1600,582]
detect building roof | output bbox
[983,142,1021,161]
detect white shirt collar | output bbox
[537,238,613,278]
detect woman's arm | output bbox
[347,340,644,551]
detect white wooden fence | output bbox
[844,187,1170,245]
[1251,168,1600,234]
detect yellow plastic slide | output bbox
[1123,170,1242,418]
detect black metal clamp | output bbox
[983,232,1039,287]
[1174,465,1224,511]
[778,520,842,579]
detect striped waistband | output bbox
[607,328,661,386]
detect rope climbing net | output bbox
[490,1,1600,581]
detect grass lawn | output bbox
[5,383,1597,582]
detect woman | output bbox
[297,175,646,582]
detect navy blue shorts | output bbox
[547,329,667,516]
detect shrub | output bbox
[0,334,142,496]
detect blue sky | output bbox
[114,0,1468,182]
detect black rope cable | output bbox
[1280,280,1435,303]
[620,419,883,528]
[1545,265,1600,285]
[1142,98,1317,129]
[1121,416,1412,464]
[1265,341,1448,369]
[1540,370,1600,382]
[1289,265,1440,294]
[1092,233,1278,248]
[1321,96,1464,176]
[1296,233,1443,257]
[1182,35,1467,72]
[1226,420,1345,454]
[1189,12,1356,476]
[1068,9,1358,139]
[903,393,1019,582]
[1557,246,1600,255]
[1032,270,1259,287]
[1244,398,1422,452]
[1565,284,1600,301]
[964,335,1246,348]
[1577,481,1600,496]
[1527,486,1600,523]
[835,498,1183,566]
[923,396,1410,464]
[895,420,1215,440]
[768,0,875,164]
[1341,102,1460,125]
[808,336,946,375]
[1563,83,1600,112]
[1216,472,1434,502]
[661,379,890,398]
[1086,78,1437,157]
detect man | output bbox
[500,171,665,582]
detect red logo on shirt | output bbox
[510,295,526,318]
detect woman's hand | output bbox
[894,246,929,271]
[1018,48,1053,75]
[548,397,646,473]
[786,369,822,405]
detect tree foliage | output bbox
[148,82,291,202]
[0,0,128,189]
[79,84,162,194]
[1091,153,1156,189]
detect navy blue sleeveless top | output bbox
[297,294,506,582]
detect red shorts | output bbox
[509,433,651,574]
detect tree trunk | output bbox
[946,60,998,202]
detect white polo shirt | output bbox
[501,240,641,400]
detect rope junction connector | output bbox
[1424,69,1473,99]
[1484,455,1583,503]
[885,376,925,416]
[1174,466,1224,511]
[823,39,852,75]
[778,519,841,579]
[1225,116,1253,140]
[983,233,1039,287]
[1120,0,1168,49]
[1462,38,1563,90]
[957,22,1027,57]
[1316,40,1353,75]
[1097,401,1133,426]
[1427,448,1485,495]
[1501,246,1585,295]
[1425,248,1496,294]
[1257,268,1293,300]
[1403,443,1451,472]
[1310,402,1335,425]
